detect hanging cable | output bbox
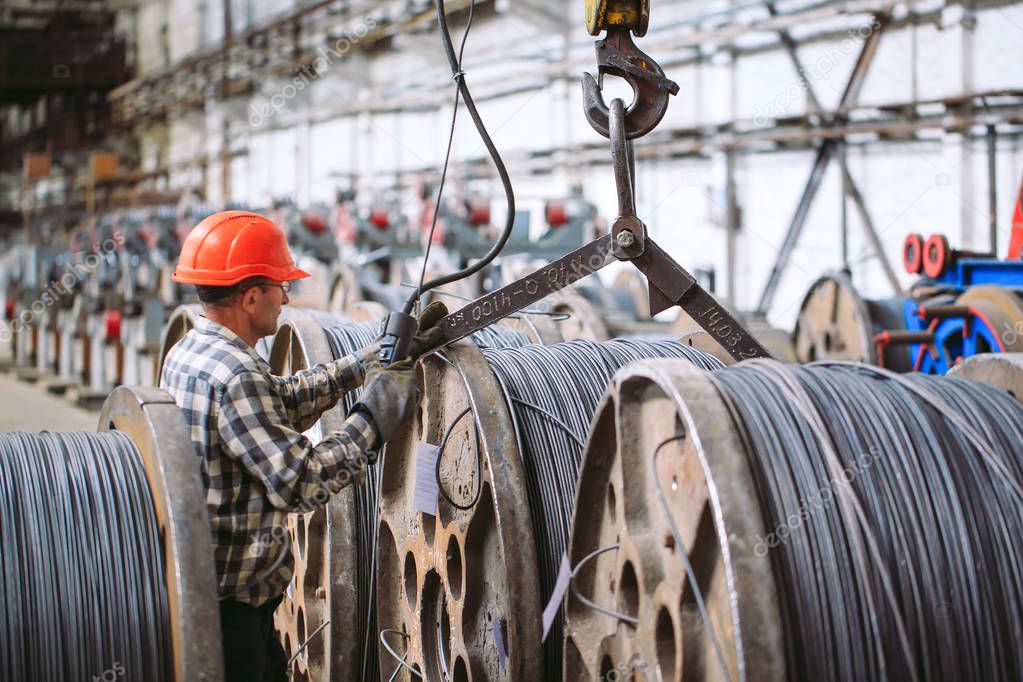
[404,0,517,313]
[706,360,1023,682]
[0,431,172,682]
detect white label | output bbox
[413,442,441,516]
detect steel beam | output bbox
[756,10,888,314]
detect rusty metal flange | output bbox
[376,343,543,681]
[268,316,363,682]
[676,331,736,366]
[564,359,784,682]
[949,352,1023,399]
[98,385,224,682]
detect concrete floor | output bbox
[0,370,100,432]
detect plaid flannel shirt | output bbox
[160,315,377,606]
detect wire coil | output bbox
[480,339,723,679]
[0,431,172,682]
[711,361,1023,681]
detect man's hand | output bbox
[353,359,420,444]
[357,300,449,373]
[408,300,448,360]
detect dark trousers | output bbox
[219,596,287,682]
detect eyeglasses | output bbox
[258,281,293,293]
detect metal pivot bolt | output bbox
[617,231,635,248]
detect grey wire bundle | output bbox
[710,361,1023,682]
[0,431,171,682]
[479,339,724,680]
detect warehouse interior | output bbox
[2,0,1023,680]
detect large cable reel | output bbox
[267,314,375,682]
[1,386,223,681]
[567,357,1023,680]
[376,342,544,681]
[793,273,876,364]
[98,386,224,681]
[564,360,783,681]
[793,273,912,370]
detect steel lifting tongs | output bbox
[426,6,771,362]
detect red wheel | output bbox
[923,233,952,279]
[902,233,924,274]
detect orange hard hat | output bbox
[172,210,310,286]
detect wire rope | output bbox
[405,0,517,313]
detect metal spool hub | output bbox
[98,385,223,681]
[157,304,203,380]
[377,343,543,681]
[267,316,362,681]
[565,360,783,682]
[793,274,875,364]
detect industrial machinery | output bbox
[796,176,1023,373]
[795,233,1023,373]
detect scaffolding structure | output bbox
[5,0,1023,310]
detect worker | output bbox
[160,210,444,682]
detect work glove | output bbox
[354,339,382,374]
[352,359,420,445]
[408,300,448,360]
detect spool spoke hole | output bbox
[446,534,464,600]
[452,655,470,682]
[618,561,641,621]
[656,606,678,681]
[404,551,419,610]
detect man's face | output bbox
[243,280,290,338]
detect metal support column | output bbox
[726,147,739,302]
[988,124,998,256]
[756,10,889,314]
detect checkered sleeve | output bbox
[269,354,366,433]
[217,368,379,511]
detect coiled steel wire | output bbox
[321,321,381,682]
[709,360,1023,682]
[479,339,724,679]
[0,431,171,682]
